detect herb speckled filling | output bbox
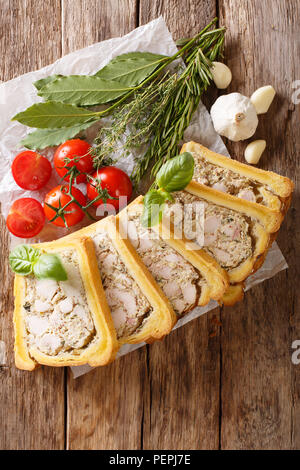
[24,250,97,357]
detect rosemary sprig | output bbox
[92,20,225,186]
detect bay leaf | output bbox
[38,75,133,105]
[110,52,167,61]
[95,52,168,87]
[33,74,64,90]
[21,121,96,150]
[12,101,96,128]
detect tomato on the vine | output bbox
[12,151,52,190]
[86,167,132,211]
[6,198,45,238]
[44,185,86,227]
[54,139,93,184]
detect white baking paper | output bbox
[0,18,288,378]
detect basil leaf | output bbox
[9,245,41,276]
[141,190,171,227]
[12,101,96,129]
[95,52,168,87]
[21,121,96,150]
[33,253,67,281]
[155,152,194,192]
[33,74,64,91]
[38,75,133,105]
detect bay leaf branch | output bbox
[95,52,168,87]
[21,121,96,149]
[38,76,134,105]
[12,101,99,128]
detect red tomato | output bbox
[6,198,45,238]
[12,151,52,190]
[86,167,132,211]
[54,139,93,184]
[44,185,86,227]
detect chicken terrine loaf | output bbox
[14,238,118,370]
[181,141,293,214]
[164,185,275,285]
[116,196,229,316]
[59,217,177,344]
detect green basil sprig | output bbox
[142,152,194,227]
[141,190,173,228]
[9,245,41,276]
[156,152,195,192]
[9,245,67,281]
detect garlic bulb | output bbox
[210,92,258,142]
[211,62,232,89]
[250,85,276,114]
[244,140,266,164]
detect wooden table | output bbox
[0,0,299,450]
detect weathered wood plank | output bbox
[140,0,217,37]
[139,0,221,450]
[61,0,138,54]
[0,0,65,450]
[142,312,221,450]
[66,351,147,450]
[63,0,145,450]
[219,0,300,449]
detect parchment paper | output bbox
[0,18,288,378]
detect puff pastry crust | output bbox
[181,141,293,214]
[14,237,118,370]
[51,217,177,345]
[118,196,229,308]
[164,186,273,284]
[220,283,244,306]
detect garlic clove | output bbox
[211,62,232,89]
[244,140,266,164]
[250,85,276,114]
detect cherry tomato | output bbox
[6,198,45,238]
[86,167,132,211]
[44,185,86,227]
[54,139,93,184]
[11,151,52,190]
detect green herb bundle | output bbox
[93,22,225,185]
[12,18,225,214]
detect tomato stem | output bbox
[47,165,119,227]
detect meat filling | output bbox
[192,151,275,206]
[24,250,96,357]
[92,232,152,339]
[125,215,204,316]
[165,191,253,270]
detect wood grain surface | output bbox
[0,0,65,451]
[0,0,299,450]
